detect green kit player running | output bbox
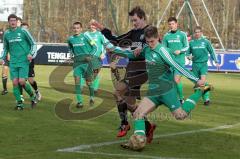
[67,22,97,108]
[187,26,220,105]
[0,14,37,110]
[114,26,212,151]
[162,17,189,104]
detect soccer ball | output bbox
[129,134,146,151]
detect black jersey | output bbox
[101,26,149,97]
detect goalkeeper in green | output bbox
[187,26,220,105]
[113,26,212,151]
[0,14,37,110]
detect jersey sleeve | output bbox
[101,28,131,44]
[0,32,9,60]
[180,32,189,53]
[159,46,199,83]
[206,40,219,63]
[22,28,37,57]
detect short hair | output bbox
[129,6,146,20]
[8,14,18,21]
[73,21,82,27]
[144,26,158,39]
[168,17,177,23]
[194,26,202,32]
[21,22,29,27]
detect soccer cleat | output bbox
[15,102,24,111]
[117,124,130,137]
[76,102,83,108]
[89,99,94,106]
[121,134,146,151]
[179,99,185,105]
[36,91,42,101]
[1,90,8,95]
[194,84,213,94]
[204,100,210,106]
[31,95,38,108]
[146,123,156,144]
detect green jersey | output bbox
[84,31,106,57]
[1,27,37,64]
[188,36,219,63]
[162,30,189,64]
[67,33,96,63]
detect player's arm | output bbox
[159,46,199,83]
[180,32,189,54]
[67,39,74,58]
[83,31,98,55]
[186,42,193,60]
[0,33,9,61]
[22,28,37,58]
[207,40,219,64]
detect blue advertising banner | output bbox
[33,44,240,72]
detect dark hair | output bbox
[194,26,202,32]
[21,22,29,26]
[7,14,18,21]
[144,26,158,39]
[128,6,146,20]
[73,21,82,27]
[168,17,177,23]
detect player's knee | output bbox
[19,80,26,86]
[175,78,181,83]
[172,108,188,120]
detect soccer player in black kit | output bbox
[93,6,156,143]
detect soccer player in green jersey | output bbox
[187,26,220,105]
[162,17,189,104]
[0,14,37,110]
[115,26,212,151]
[67,22,96,108]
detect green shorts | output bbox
[90,57,102,70]
[147,88,181,112]
[73,63,93,80]
[192,62,208,78]
[9,62,29,80]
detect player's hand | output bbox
[215,63,220,71]
[134,47,142,57]
[175,50,181,55]
[187,55,193,60]
[27,54,33,62]
[196,79,205,87]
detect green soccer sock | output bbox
[182,89,202,114]
[88,82,94,99]
[134,119,146,136]
[93,75,100,91]
[75,84,83,103]
[13,86,22,102]
[176,82,184,100]
[23,83,34,98]
[203,91,210,102]
[80,77,85,88]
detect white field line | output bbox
[57,123,240,153]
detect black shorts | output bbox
[123,61,148,99]
[28,59,35,77]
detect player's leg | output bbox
[93,74,100,93]
[121,97,156,150]
[85,63,95,106]
[73,65,84,108]
[28,60,41,101]
[1,64,9,95]
[10,66,24,109]
[200,64,210,105]
[174,72,184,104]
[19,64,37,108]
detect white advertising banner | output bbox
[0,0,24,21]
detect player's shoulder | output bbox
[179,30,187,36]
[3,29,11,35]
[163,31,171,37]
[68,35,75,41]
